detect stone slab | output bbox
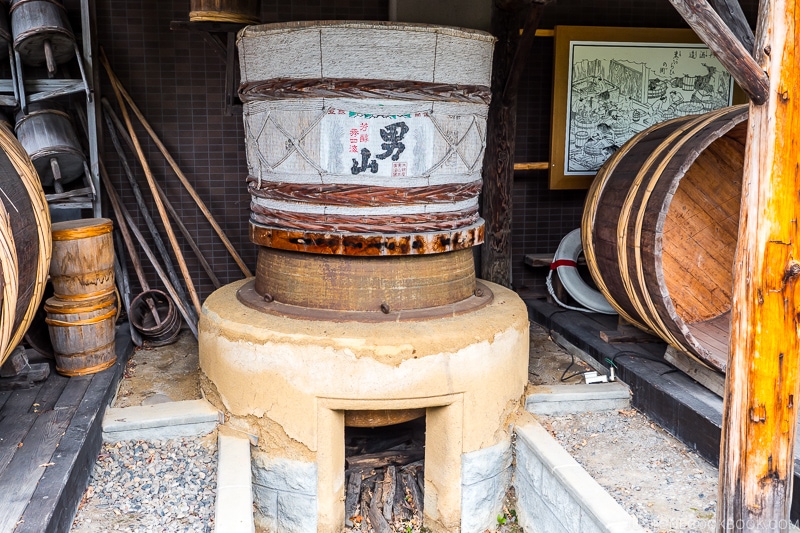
[102,399,222,442]
[215,431,255,533]
[525,382,631,416]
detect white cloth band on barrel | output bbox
[250,196,478,216]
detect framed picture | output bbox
[549,26,740,190]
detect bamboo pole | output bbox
[101,104,198,324]
[100,52,203,316]
[717,0,800,530]
[100,160,199,339]
[100,49,252,278]
[102,99,221,289]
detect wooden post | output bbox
[708,0,755,52]
[481,0,552,287]
[718,1,800,531]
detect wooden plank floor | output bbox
[0,328,132,533]
[524,297,800,523]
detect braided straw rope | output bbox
[0,123,51,363]
[189,11,259,23]
[0,199,18,361]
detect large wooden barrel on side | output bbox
[0,122,50,365]
[44,291,116,376]
[582,105,748,373]
[189,0,259,24]
[49,218,114,299]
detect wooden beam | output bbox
[718,0,800,530]
[708,0,755,52]
[481,0,552,287]
[668,0,769,105]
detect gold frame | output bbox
[548,26,742,190]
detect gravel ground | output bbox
[539,410,718,533]
[71,434,217,532]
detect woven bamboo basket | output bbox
[238,21,495,257]
[582,105,748,373]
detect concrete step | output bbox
[525,382,630,416]
[215,428,255,533]
[102,399,222,442]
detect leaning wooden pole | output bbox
[718,1,800,531]
[481,0,551,286]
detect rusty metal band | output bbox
[250,221,484,256]
[249,207,480,234]
[239,78,492,105]
[9,0,65,13]
[247,179,482,207]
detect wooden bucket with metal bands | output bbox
[189,0,259,24]
[44,291,117,376]
[15,106,86,186]
[50,217,114,299]
[582,105,748,373]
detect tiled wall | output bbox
[85,0,756,300]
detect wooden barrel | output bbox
[582,105,748,373]
[50,218,114,299]
[9,0,74,67]
[15,106,85,186]
[0,120,50,366]
[238,21,494,256]
[44,291,116,376]
[189,0,259,24]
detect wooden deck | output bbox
[0,329,132,533]
[523,297,800,522]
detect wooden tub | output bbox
[582,105,748,372]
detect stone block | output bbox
[461,442,512,533]
[252,454,317,495]
[277,492,318,533]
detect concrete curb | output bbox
[215,430,255,533]
[102,399,222,442]
[525,382,630,416]
[513,416,644,533]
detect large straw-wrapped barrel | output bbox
[0,122,50,366]
[189,0,259,24]
[582,105,748,373]
[44,291,116,376]
[237,21,495,257]
[50,218,114,299]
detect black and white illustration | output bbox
[565,41,734,175]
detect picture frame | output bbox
[548,26,741,190]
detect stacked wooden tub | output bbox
[582,105,748,373]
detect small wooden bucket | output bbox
[44,291,117,376]
[50,218,114,299]
[189,0,259,24]
[9,0,74,68]
[15,105,86,187]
